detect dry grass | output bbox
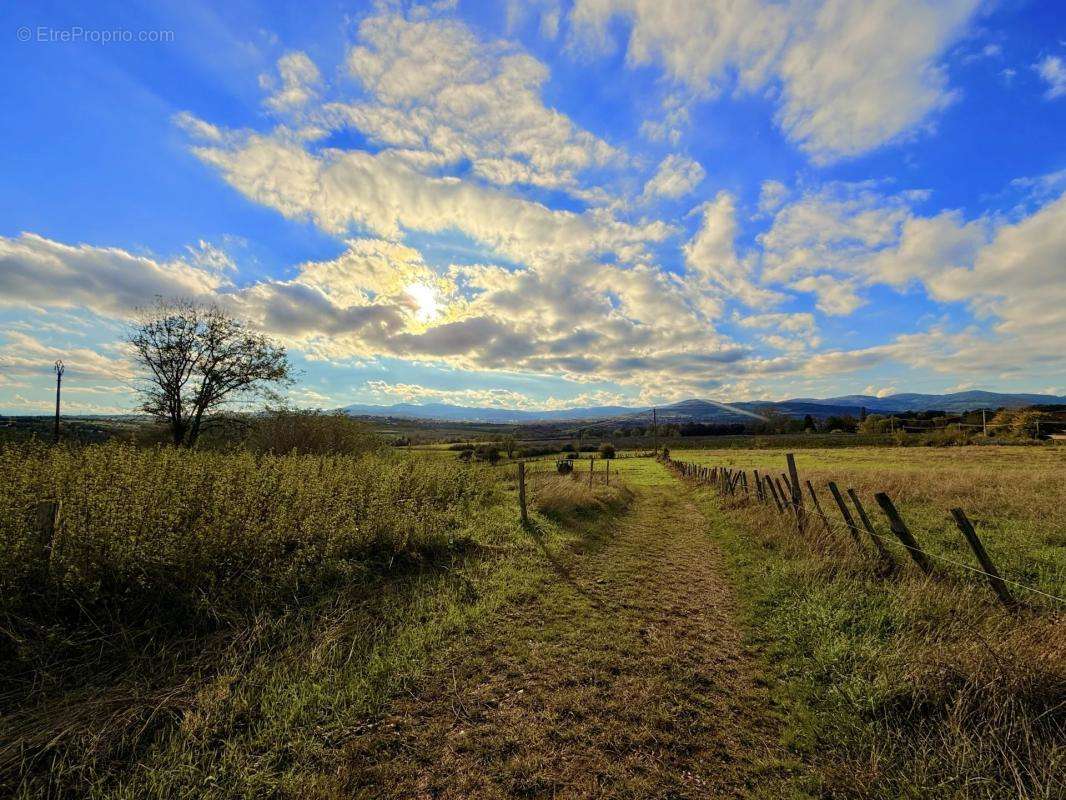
[672,449,1066,799]
[0,441,506,798]
[530,473,634,521]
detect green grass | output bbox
[674,447,1066,799]
[680,445,1066,600]
[5,442,1061,798]
[0,442,521,797]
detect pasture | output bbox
[0,439,1062,798]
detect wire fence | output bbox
[665,453,1066,611]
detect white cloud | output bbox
[862,384,897,398]
[791,274,864,316]
[260,51,322,112]
[187,128,671,266]
[0,232,226,316]
[331,10,621,196]
[0,331,135,382]
[683,191,782,308]
[928,192,1066,338]
[568,0,979,162]
[641,154,705,200]
[1035,55,1066,100]
[757,180,788,215]
[361,379,632,410]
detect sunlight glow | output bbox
[405,282,441,322]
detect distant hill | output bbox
[338,401,638,424]
[339,389,1066,424]
[792,390,1066,414]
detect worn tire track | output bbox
[340,475,781,798]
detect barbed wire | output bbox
[669,458,1066,608]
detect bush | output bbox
[244,409,388,457]
[0,442,494,622]
[556,459,573,475]
[598,443,616,459]
[474,445,500,464]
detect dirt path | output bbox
[340,473,781,798]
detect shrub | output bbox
[598,443,616,459]
[556,459,573,475]
[0,442,494,622]
[244,409,388,456]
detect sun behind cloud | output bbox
[405,281,441,322]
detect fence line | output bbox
[663,454,1065,610]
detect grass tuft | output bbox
[531,474,634,522]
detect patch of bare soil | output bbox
[339,483,781,798]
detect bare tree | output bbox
[129,299,293,447]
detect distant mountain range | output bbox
[340,390,1066,424]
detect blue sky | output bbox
[1,0,1065,413]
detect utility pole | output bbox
[652,407,657,453]
[53,360,64,444]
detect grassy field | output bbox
[0,442,513,796]
[680,445,1066,599]
[670,445,1066,798]
[1,440,1062,797]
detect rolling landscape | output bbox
[2,2,1064,799]
[338,390,1066,423]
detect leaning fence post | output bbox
[785,454,805,533]
[950,508,1016,609]
[775,477,791,513]
[874,493,932,575]
[805,481,833,537]
[827,481,864,548]
[518,462,529,527]
[847,488,894,563]
[766,477,785,513]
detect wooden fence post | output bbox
[805,481,833,537]
[786,454,805,533]
[589,456,594,488]
[846,489,894,563]
[950,508,1016,609]
[34,500,59,561]
[605,459,610,486]
[518,462,529,527]
[753,469,763,502]
[873,493,932,575]
[766,477,785,513]
[827,481,864,548]
[775,477,791,513]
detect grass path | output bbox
[339,466,787,798]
